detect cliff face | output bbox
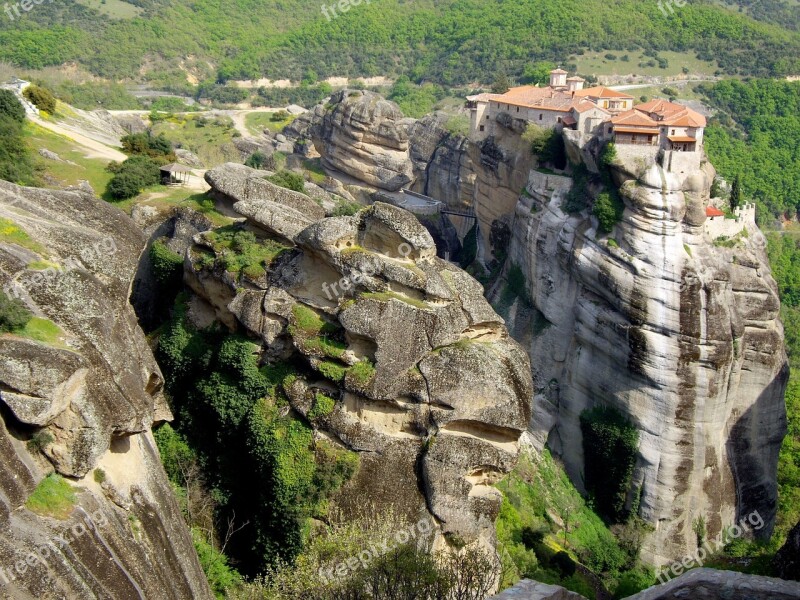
[0,181,211,599]
[496,150,787,563]
[291,96,788,564]
[191,164,532,552]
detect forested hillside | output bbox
[702,78,800,548]
[1,0,798,87]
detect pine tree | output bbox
[491,73,511,94]
[730,174,742,211]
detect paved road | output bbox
[609,79,714,91]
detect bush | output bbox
[0,290,32,332]
[580,405,639,522]
[0,89,25,122]
[593,191,625,234]
[23,84,56,114]
[563,164,592,214]
[108,171,147,199]
[107,155,162,200]
[192,527,243,598]
[27,430,54,453]
[244,150,273,170]
[614,567,654,598]
[93,468,107,484]
[149,239,184,290]
[330,200,362,217]
[267,169,306,194]
[121,132,173,158]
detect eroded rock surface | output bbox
[184,189,532,550]
[498,148,787,564]
[492,569,800,599]
[0,180,211,599]
[307,90,415,191]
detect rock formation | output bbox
[773,519,800,580]
[282,95,789,566]
[0,181,211,598]
[491,569,800,599]
[493,145,787,564]
[188,167,532,552]
[304,90,416,191]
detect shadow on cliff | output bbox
[726,362,789,539]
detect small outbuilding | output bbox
[159,163,193,185]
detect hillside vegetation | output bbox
[701,77,800,565]
[0,0,798,88]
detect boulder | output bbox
[309,90,415,191]
[204,162,325,220]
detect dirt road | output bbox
[29,115,128,162]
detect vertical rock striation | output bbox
[0,181,211,599]
[498,151,787,564]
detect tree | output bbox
[107,155,162,199]
[521,62,556,85]
[580,405,639,522]
[0,290,32,332]
[22,84,56,114]
[491,73,511,94]
[730,174,742,211]
[0,90,25,122]
[0,115,37,185]
[593,191,625,234]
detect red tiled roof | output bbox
[635,98,706,127]
[706,206,725,217]
[611,109,659,128]
[489,86,578,112]
[668,135,697,143]
[573,86,635,99]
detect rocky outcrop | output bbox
[308,90,415,191]
[773,519,800,580]
[205,162,325,221]
[183,200,531,552]
[492,569,800,599]
[498,147,787,564]
[0,181,211,598]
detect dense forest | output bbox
[0,0,799,87]
[700,79,800,220]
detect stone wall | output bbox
[705,203,756,239]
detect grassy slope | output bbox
[24,118,232,225]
